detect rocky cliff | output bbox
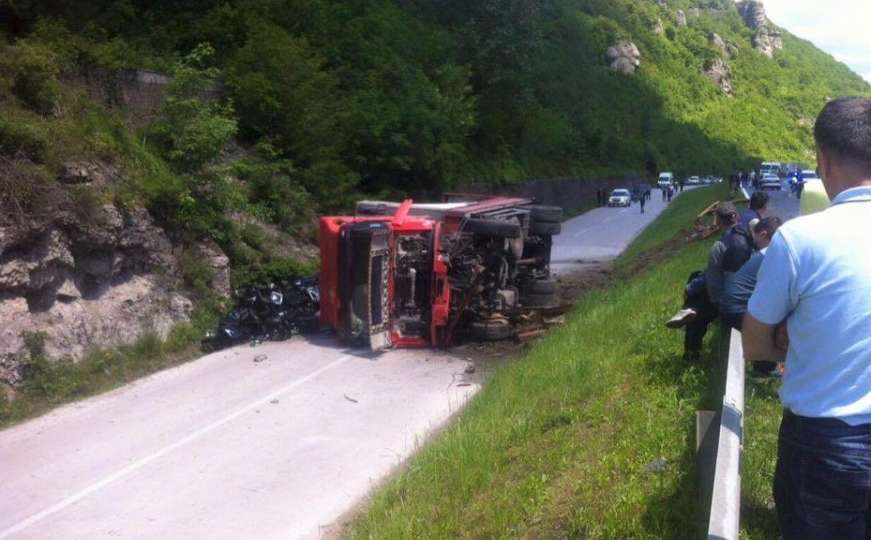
[0,190,196,386]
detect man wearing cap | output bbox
[744,97,871,538]
[668,201,748,360]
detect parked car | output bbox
[609,189,632,207]
[686,176,701,185]
[319,196,563,350]
[760,173,782,190]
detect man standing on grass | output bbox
[744,97,871,539]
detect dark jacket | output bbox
[706,225,755,304]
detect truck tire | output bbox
[529,205,563,223]
[530,221,561,236]
[522,292,558,308]
[466,218,522,239]
[524,279,557,295]
[470,319,514,341]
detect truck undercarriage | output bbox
[320,196,563,350]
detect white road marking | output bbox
[0,354,354,539]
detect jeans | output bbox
[775,410,871,539]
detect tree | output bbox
[153,43,237,171]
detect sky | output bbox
[763,0,871,84]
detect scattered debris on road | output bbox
[201,278,320,352]
[253,354,268,363]
[343,394,359,404]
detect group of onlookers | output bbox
[668,97,871,538]
[666,190,781,375]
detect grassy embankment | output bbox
[345,183,780,539]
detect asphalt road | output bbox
[0,185,715,540]
[552,187,691,274]
[0,336,478,539]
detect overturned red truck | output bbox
[319,196,562,350]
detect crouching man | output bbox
[743,97,871,538]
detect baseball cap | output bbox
[715,201,738,219]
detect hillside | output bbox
[0,0,868,380]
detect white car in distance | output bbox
[760,173,782,190]
[608,189,632,207]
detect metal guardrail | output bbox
[706,329,745,540]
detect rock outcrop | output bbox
[675,10,687,27]
[736,1,783,57]
[0,192,193,385]
[195,241,232,299]
[705,58,734,95]
[710,32,737,59]
[606,41,641,74]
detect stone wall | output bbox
[67,68,172,128]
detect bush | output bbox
[3,41,62,115]
[151,43,237,171]
[180,248,216,300]
[230,255,318,290]
[0,117,48,162]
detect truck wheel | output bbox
[524,279,557,295]
[522,292,558,308]
[466,218,522,239]
[470,319,514,341]
[529,205,563,223]
[530,221,561,236]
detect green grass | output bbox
[344,183,781,539]
[619,183,733,263]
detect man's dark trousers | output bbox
[684,289,718,355]
[775,410,871,539]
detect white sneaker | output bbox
[666,308,697,329]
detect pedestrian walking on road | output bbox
[743,97,871,539]
[667,185,674,202]
[640,194,646,214]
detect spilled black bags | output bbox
[201,277,320,352]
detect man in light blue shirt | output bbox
[744,97,871,539]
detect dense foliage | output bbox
[1,0,868,253]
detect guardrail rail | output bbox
[706,328,745,540]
